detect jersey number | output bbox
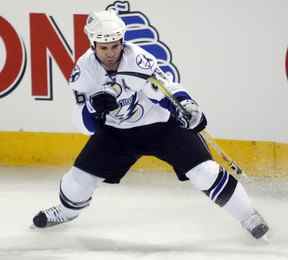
[73,91,86,104]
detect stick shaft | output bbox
[148,76,246,176]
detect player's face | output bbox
[95,40,123,71]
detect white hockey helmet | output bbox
[84,10,126,45]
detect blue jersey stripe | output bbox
[82,105,96,133]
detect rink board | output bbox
[0,131,287,177]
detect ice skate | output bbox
[241,210,269,240]
[32,205,78,228]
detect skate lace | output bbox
[44,206,67,224]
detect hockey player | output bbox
[33,9,269,240]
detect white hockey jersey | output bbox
[69,42,191,135]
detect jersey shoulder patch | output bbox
[136,53,155,70]
[69,65,81,83]
[124,43,156,72]
[69,49,95,84]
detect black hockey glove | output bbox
[90,91,119,121]
[176,99,207,132]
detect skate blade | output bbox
[260,234,270,243]
[30,223,37,229]
[29,223,44,230]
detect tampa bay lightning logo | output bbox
[111,92,144,123]
[106,1,180,82]
[69,65,80,83]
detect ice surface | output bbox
[0,167,287,260]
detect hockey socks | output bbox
[185,160,254,222]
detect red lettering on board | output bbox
[0,17,25,97]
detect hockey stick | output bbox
[147,76,247,177]
[115,71,247,176]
